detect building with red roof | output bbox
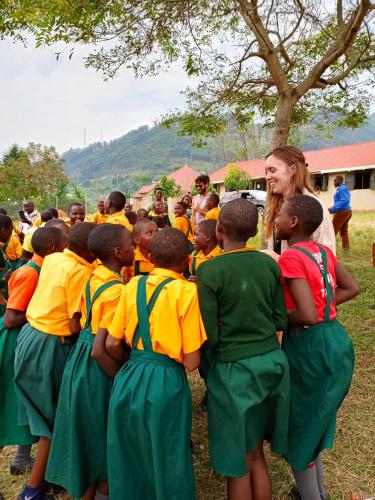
[211,141,375,211]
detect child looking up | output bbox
[197,198,289,500]
[173,201,194,252]
[189,220,221,279]
[105,191,133,231]
[0,228,67,476]
[92,199,108,224]
[125,219,158,281]
[205,193,220,221]
[276,194,358,500]
[67,202,86,226]
[14,222,96,500]
[137,208,149,221]
[106,228,207,499]
[46,224,134,500]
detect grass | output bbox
[1,212,374,499]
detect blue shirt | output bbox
[331,183,351,213]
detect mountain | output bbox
[62,115,375,197]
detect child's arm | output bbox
[69,312,82,335]
[285,278,318,326]
[334,262,359,305]
[3,309,26,328]
[92,328,126,378]
[106,333,129,363]
[272,279,288,332]
[196,271,219,348]
[183,349,201,372]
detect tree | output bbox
[1,1,374,147]
[0,143,68,201]
[154,176,181,199]
[224,164,253,192]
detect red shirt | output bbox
[6,254,43,312]
[278,241,337,322]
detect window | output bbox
[354,170,371,190]
[312,174,328,191]
[255,181,266,190]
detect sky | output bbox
[0,38,190,156]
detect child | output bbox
[46,224,134,500]
[149,200,171,226]
[0,228,67,475]
[173,201,194,252]
[182,194,193,219]
[125,210,138,228]
[66,202,86,226]
[276,194,358,499]
[137,208,149,221]
[105,191,132,231]
[91,199,108,224]
[106,228,207,499]
[189,220,221,279]
[125,219,158,281]
[40,209,53,224]
[124,202,133,212]
[0,230,22,271]
[205,193,220,221]
[152,215,168,229]
[0,215,17,316]
[197,198,290,499]
[14,222,97,500]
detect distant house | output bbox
[210,141,375,211]
[133,164,199,211]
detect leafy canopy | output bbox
[224,164,252,192]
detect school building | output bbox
[210,141,375,211]
[133,164,199,210]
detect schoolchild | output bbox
[105,191,133,231]
[189,220,221,279]
[0,228,67,475]
[149,200,171,226]
[125,219,158,281]
[66,202,86,226]
[106,228,207,499]
[91,199,108,224]
[276,194,359,499]
[124,210,138,228]
[137,208,149,221]
[204,193,220,221]
[46,224,134,500]
[197,198,290,500]
[173,201,195,252]
[0,215,17,317]
[14,222,97,500]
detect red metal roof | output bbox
[210,141,375,182]
[134,164,199,197]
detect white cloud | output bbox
[0,39,190,156]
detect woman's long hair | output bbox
[265,145,314,239]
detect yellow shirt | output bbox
[1,234,22,261]
[77,265,124,334]
[27,249,94,336]
[125,246,154,281]
[33,217,43,228]
[91,212,108,224]
[109,268,207,363]
[107,211,133,231]
[173,216,194,243]
[189,245,221,275]
[205,207,220,220]
[22,227,38,253]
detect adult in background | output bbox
[329,175,352,251]
[192,174,210,227]
[20,200,40,235]
[182,194,192,219]
[264,146,336,257]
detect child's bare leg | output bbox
[94,480,109,499]
[249,441,272,500]
[27,437,51,488]
[82,484,96,500]
[227,473,252,500]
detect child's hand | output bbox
[188,276,197,283]
[260,249,280,262]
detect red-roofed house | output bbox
[211,141,375,210]
[133,164,199,210]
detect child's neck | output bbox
[202,240,217,256]
[287,232,311,247]
[101,259,122,275]
[222,239,247,252]
[138,245,150,260]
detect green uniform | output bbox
[107,276,196,499]
[283,245,354,471]
[197,249,290,477]
[46,278,120,498]
[0,261,40,446]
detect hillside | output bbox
[63,115,375,197]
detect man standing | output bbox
[192,174,210,227]
[329,175,352,250]
[20,200,40,235]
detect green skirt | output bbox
[0,319,37,446]
[107,349,196,500]
[207,348,290,477]
[14,323,74,439]
[46,329,112,499]
[283,319,354,471]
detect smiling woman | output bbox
[264,146,336,255]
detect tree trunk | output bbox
[270,95,296,150]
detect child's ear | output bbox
[290,215,299,229]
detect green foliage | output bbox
[72,186,86,201]
[224,164,252,192]
[154,176,181,199]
